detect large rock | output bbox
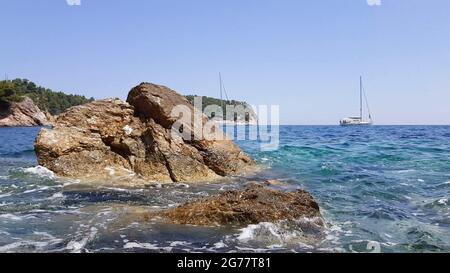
[35,83,255,185]
[127,83,254,176]
[161,184,323,226]
[0,97,52,127]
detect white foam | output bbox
[0,241,49,252]
[50,192,64,199]
[213,241,227,249]
[66,227,98,253]
[267,244,284,249]
[169,241,190,247]
[124,242,156,249]
[395,169,415,173]
[0,213,23,221]
[123,242,173,252]
[0,192,12,199]
[438,198,448,205]
[33,231,57,239]
[23,166,55,179]
[63,180,80,186]
[238,224,260,241]
[0,230,11,236]
[237,218,324,243]
[234,246,271,253]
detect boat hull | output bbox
[340,122,373,126]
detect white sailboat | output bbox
[340,76,373,126]
[215,73,258,125]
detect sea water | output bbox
[0,126,449,253]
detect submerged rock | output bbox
[0,97,53,127]
[161,184,323,227]
[34,83,254,185]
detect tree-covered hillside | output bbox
[0,79,94,115]
[185,95,255,121]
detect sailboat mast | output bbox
[219,72,224,117]
[360,76,363,120]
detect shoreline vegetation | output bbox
[0,79,94,116]
[0,79,94,127]
[0,79,257,127]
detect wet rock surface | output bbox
[161,184,323,227]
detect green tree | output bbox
[0,78,94,115]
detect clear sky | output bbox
[1,0,450,125]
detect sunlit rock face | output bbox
[0,97,53,127]
[35,83,254,185]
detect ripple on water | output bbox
[2,126,450,253]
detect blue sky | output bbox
[1,0,450,125]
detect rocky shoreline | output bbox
[0,97,54,127]
[32,82,323,227]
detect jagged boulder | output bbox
[127,83,254,176]
[0,97,53,127]
[34,83,255,185]
[161,184,323,226]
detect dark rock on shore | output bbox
[161,184,323,226]
[34,83,255,185]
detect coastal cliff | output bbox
[0,97,53,127]
[34,82,255,185]
[0,78,93,127]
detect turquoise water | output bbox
[0,126,449,253]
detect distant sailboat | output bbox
[217,73,257,125]
[340,76,373,126]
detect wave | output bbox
[22,166,55,179]
[0,213,23,221]
[66,227,99,253]
[235,217,325,249]
[0,231,63,253]
[123,242,173,252]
